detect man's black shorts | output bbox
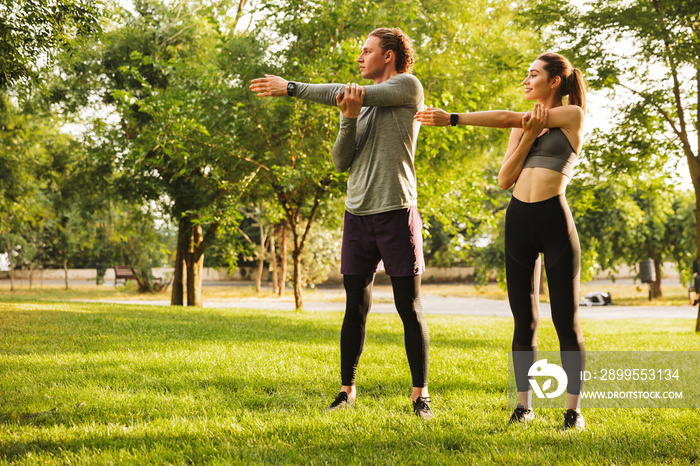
[340,206,425,277]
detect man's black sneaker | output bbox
[413,396,433,419]
[328,391,355,411]
[508,404,535,425]
[562,409,585,431]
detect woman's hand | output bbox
[522,103,548,135]
[249,74,289,97]
[336,83,365,118]
[414,107,450,126]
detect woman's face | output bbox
[522,60,554,101]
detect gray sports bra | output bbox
[521,128,577,178]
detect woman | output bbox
[415,52,586,430]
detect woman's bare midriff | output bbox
[512,167,569,203]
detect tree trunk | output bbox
[652,257,663,298]
[255,256,264,292]
[278,223,287,297]
[6,229,14,291]
[29,265,33,290]
[270,229,278,295]
[171,217,187,306]
[186,222,203,307]
[292,247,303,310]
[63,258,69,290]
[255,222,266,293]
[697,202,700,331]
[696,199,700,330]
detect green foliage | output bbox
[568,170,694,283]
[298,222,342,287]
[0,92,80,274]
[0,0,102,88]
[113,205,175,292]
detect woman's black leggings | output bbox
[340,274,429,387]
[505,194,585,395]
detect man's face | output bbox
[357,35,388,80]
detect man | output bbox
[250,27,431,419]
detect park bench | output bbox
[113,265,135,286]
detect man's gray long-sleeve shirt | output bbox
[295,74,424,215]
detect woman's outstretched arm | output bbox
[415,104,583,132]
[415,107,525,128]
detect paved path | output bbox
[88,287,699,320]
[7,277,696,319]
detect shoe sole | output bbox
[328,400,355,411]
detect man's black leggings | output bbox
[340,274,429,387]
[505,194,585,395]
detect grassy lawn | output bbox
[1,295,699,464]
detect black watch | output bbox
[450,113,459,126]
[286,81,296,97]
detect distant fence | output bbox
[0,263,683,284]
[0,267,234,282]
[0,267,477,283]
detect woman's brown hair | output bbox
[536,52,586,112]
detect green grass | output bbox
[1,298,699,464]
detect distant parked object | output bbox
[580,291,612,307]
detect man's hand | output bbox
[522,103,548,135]
[414,107,450,126]
[249,74,289,97]
[336,83,365,118]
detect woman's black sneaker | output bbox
[328,391,355,411]
[508,404,535,425]
[562,409,585,431]
[413,396,433,419]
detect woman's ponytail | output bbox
[566,68,586,112]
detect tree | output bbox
[569,170,694,299]
[74,0,262,306]
[0,0,102,88]
[0,93,54,290]
[524,0,700,328]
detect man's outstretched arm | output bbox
[249,75,289,97]
[250,75,340,106]
[250,74,421,107]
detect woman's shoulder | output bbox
[549,104,584,118]
[548,104,585,131]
